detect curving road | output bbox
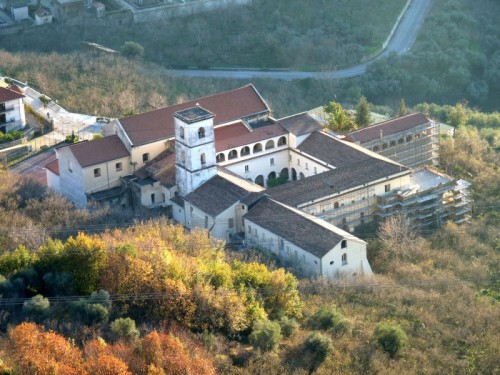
[165,0,433,80]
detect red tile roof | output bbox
[119,85,269,146]
[45,159,59,175]
[214,122,287,152]
[68,135,129,167]
[347,113,430,143]
[0,86,24,102]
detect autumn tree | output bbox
[8,322,86,374]
[323,101,357,133]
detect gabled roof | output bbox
[214,121,287,152]
[67,135,129,168]
[119,85,270,146]
[244,197,358,258]
[347,113,430,143]
[45,159,59,175]
[297,131,374,168]
[277,113,324,136]
[134,148,176,187]
[0,86,24,102]
[267,158,409,207]
[184,169,264,217]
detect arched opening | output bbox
[341,240,347,248]
[277,136,287,146]
[200,153,206,165]
[198,127,205,139]
[255,175,264,187]
[280,168,289,180]
[240,146,250,157]
[267,171,276,182]
[228,149,237,160]
[291,168,297,181]
[265,140,275,150]
[216,153,225,163]
[299,172,305,180]
[179,126,184,139]
[253,143,263,153]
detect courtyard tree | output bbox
[323,101,357,133]
[355,96,371,127]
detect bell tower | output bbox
[174,106,217,196]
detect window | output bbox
[115,162,122,171]
[398,137,404,144]
[334,202,339,209]
[151,193,155,204]
[253,143,263,153]
[278,136,287,146]
[305,162,309,170]
[385,184,391,193]
[248,225,252,234]
[390,140,396,146]
[270,157,275,166]
[94,168,101,177]
[142,153,149,163]
[179,126,184,139]
[342,253,347,265]
[314,167,317,174]
[68,160,72,173]
[382,143,388,150]
[341,240,347,249]
[330,260,334,265]
[406,135,413,142]
[241,146,250,157]
[228,150,237,160]
[200,153,206,165]
[297,158,301,166]
[244,165,249,172]
[198,127,205,139]
[228,218,234,228]
[204,216,208,228]
[360,211,365,224]
[216,153,225,162]
[279,239,284,250]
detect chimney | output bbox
[379,129,383,140]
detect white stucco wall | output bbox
[82,155,131,194]
[46,169,60,194]
[56,147,88,207]
[1,98,26,133]
[321,239,372,278]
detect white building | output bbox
[35,7,53,25]
[46,85,469,278]
[0,85,26,134]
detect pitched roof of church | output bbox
[267,158,408,207]
[67,135,129,168]
[296,131,375,168]
[214,121,288,152]
[347,113,430,143]
[244,197,361,258]
[0,86,24,102]
[184,169,264,217]
[119,85,269,146]
[277,113,324,136]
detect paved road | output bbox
[10,148,56,186]
[165,0,433,80]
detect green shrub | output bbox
[249,319,282,352]
[309,306,353,337]
[374,322,408,358]
[302,332,334,371]
[22,294,50,321]
[110,317,140,342]
[279,316,299,338]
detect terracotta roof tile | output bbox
[119,85,269,146]
[0,86,24,102]
[214,122,287,152]
[347,113,430,143]
[244,197,345,258]
[278,113,324,136]
[185,170,263,217]
[68,135,129,168]
[45,159,59,175]
[297,131,372,168]
[267,159,408,207]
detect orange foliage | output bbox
[8,322,86,375]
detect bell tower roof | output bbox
[174,106,214,124]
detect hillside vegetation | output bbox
[0,117,498,373]
[0,0,405,70]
